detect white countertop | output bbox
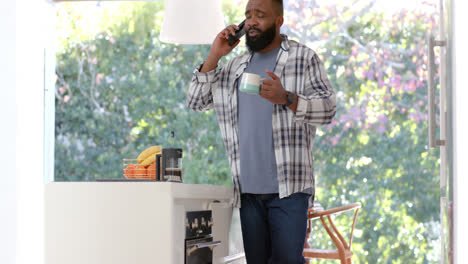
[48,181,234,200]
[45,182,235,264]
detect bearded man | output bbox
[186,0,336,263]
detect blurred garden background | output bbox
[54,0,441,262]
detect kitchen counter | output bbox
[45,182,236,264]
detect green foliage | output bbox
[55,0,440,263]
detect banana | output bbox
[137,146,162,164]
[140,153,161,167]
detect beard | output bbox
[246,22,277,52]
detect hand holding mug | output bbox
[260,70,287,105]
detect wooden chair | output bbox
[303,202,361,264]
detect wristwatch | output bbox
[285,91,296,107]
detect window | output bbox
[54,0,440,262]
[54,1,244,183]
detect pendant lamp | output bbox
[160,0,225,44]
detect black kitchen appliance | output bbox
[185,210,220,264]
[156,148,183,182]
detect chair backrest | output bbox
[308,202,361,218]
[308,202,362,250]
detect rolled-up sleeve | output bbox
[186,63,220,112]
[293,54,336,125]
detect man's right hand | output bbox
[211,24,241,58]
[200,25,241,73]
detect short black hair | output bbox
[272,0,283,16]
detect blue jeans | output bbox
[239,192,310,264]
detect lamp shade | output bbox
[160,0,225,44]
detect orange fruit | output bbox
[146,163,157,180]
[124,164,137,179]
[133,164,147,178]
[124,164,147,179]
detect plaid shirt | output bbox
[186,35,336,208]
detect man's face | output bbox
[244,0,279,52]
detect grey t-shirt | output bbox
[237,47,280,194]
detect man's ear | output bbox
[276,16,284,28]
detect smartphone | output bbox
[228,20,246,46]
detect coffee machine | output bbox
[156,148,183,182]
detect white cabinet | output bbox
[45,182,234,264]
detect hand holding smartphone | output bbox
[228,20,246,46]
[200,20,246,73]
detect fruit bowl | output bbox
[122,159,156,180]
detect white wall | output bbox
[0,0,17,263]
[452,1,468,263]
[0,0,52,264]
[15,0,55,262]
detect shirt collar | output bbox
[280,34,290,51]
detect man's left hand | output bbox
[260,70,287,105]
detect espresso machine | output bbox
[155,131,183,182]
[156,147,183,182]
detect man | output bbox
[186,0,336,263]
